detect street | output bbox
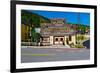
[21,47,90,63]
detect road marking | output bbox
[22,53,55,56]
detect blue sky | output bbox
[27,10,90,26]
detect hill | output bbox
[21,10,50,27]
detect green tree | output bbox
[21,10,50,42]
[31,29,42,45]
[21,10,50,27]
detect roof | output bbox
[40,18,77,36]
[40,24,77,35]
[40,32,76,37]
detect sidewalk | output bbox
[21,45,86,50]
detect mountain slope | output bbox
[21,10,50,27]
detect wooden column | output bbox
[64,36,67,45]
[50,36,53,45]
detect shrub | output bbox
[74,44,85,48]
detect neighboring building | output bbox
[40,18,77,46]
[21,24,32,42]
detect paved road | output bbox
[21,48,90,63]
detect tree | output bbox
[31,29,42,45]
[21,10,50,28]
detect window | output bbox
[55,38,58,41]
[60,38,63,41]
[69,36,71,41]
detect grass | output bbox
[70,43,85,48]
[74,44,85,48]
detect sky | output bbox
[27,10,90,26]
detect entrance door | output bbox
[54,37,64,45]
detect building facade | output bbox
[21,24,32,42]
[40,18,77,47]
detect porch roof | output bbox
[41,32,76,37]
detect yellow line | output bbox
[22,53,55,56]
